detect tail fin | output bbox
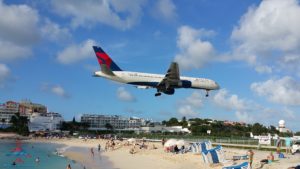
[93,46,122,75]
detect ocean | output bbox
[0,140,83,169]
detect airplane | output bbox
[92,46,220,97]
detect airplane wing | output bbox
[157,62,181,89]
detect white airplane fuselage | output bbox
[94,71,220,90]
[92,46,220,96]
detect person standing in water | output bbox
[35,157,40,164]
[90,147,94,157]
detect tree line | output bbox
[162,117,294,137]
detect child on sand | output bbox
[267,152,274,163]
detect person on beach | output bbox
[90,148,94,157]
[105,142,108,151]
[180,145,185,154]
[162,138,165,146]
[247,149,254,169]
[66,164,71,169]
[130,145,137,154]
[174,145,179,154]
[276,138,281,154]
[111,140,115,150]
[285,137,292,154]
[98,144,101,152]
[267,152,274,163]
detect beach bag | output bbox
[278,153,284,158]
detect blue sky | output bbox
[1,0,300,131]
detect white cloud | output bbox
[235,111,253,123]
[177,91,203,117]
[178,105,198,117]
[125,108,143,115]
[180,91,203,108]
[251,76,300,106]
[213,89,250,111]
[51,86,69,98]
[56,39,96,64]
[0,63,10,88]
[174,25,215,70]
[255,65,272,74]
[51,0,146,30]
[153,0,177,21]
[0,0,39,45]
[0,0,39,61]
[41,83,70,98]
[213,88,300,125]
[230,0,300,74]
[278,54,300,76]
[41,19,72,42]
[0,41,32,61]
[213,89,256,123]
[117,87,136,102]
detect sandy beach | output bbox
[27,138,300,169]
[0,132,20,139]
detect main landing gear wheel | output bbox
[205,90,209,97]
[155,92,161,97]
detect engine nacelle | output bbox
[163,88,175,95]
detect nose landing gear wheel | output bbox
[155,92,161,97]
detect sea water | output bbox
[0,140,83,169]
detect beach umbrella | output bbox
[127,138,136,143]
[164,139,177,147]
[176,140,185,147]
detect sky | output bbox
[1,0,300,131]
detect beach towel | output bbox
[222,162,248,169]
[233,155,248,160]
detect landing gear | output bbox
[205,90,209,97]
[155,92,162,97]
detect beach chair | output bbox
[202,145,232,165]
[222,162,248,169]
[191,141,212,154]
[190,143,198,153]
[202,145,223,164]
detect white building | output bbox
[81,114,146,130]
[28,112,64,132]
[0,101,19,128]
